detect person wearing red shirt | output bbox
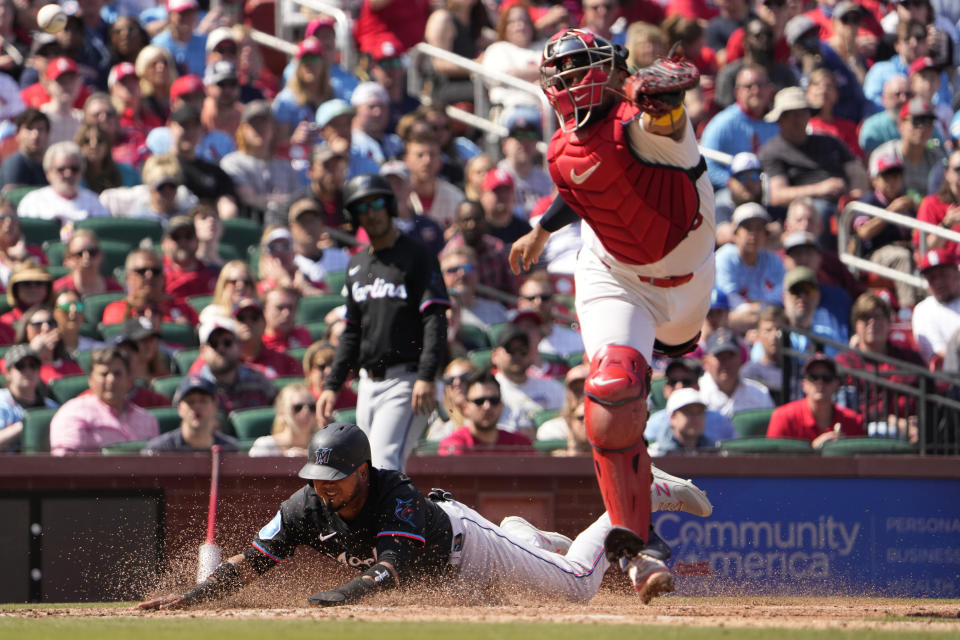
[53,229,124,297]
[766,354,865,447]
[726,0,792,65]
[108,62,164,149]
[261,286,313,351]
[1,306,84,384]
[102,249,199,326]
[302,341,358,410]
[438,370,533,456]
[915,149,960,261]
[353,0,431,55]
[161,216,220,300]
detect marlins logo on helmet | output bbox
[315,447,333,465]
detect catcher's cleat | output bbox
[650,465,713,517]
[620,553,675,604]
[500,516,573,555]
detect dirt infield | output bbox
[5,595,960,632]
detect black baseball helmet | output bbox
[341,173,397,226]
[299,422,371,481]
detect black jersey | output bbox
[325,233,449,389]
[246,468,453,578]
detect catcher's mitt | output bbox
[626,55,700,117]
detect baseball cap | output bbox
[163,215,194,236]
[510,309,542,327]
[709,288,730,310]
[171,104,202,125]
[311,143,346,165]
[167,0,199,12]
[731,202,771,228]
[764,86,811,122]
[350,81,389,107]
[305,16,336,39]
[482,168,514,192]
[665,357,702,377]
[241,100,272,123]
[173,375,217,404]
[730,152,761,176]
[4,344,41,370]
[704,328,740,357]
[784,14,818,46]
[368,33,403,61]
[868,147,904,178]
[379,159,410,180]
[496,324,530,350]
[205,26,237,54]
[30,32,59,56]
[315,98,355,128]
[919,248,959,273]
[120,316,160,343]
[299,422,371,481]
[232,296,263,318]
[666,387,706,416]
[802,353,837,376]
[908,56,939,77]
[833,1,862,21]
[263,228,293,253]
[899,97,934,121]
[784,266,819,291]
[288,197,321,224]
[783,231,819,253]
[108,62,137,89]
[296,37,324,60]
[45,57,77,82]
[169,74,204,102]
[199,316,237,345]
[204,60,237,86]
[505,107,542,136]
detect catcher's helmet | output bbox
[540,28,627,132]
[298,422,371,481]
[342,173,397,226]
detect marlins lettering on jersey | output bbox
[351,277,409,302]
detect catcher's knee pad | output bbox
[584,345,652,548]
[653,332,701,358]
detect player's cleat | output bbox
[500,516,573,555]
[620,553,675,604]
[651,465,713,517]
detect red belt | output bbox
[636,272,694,288]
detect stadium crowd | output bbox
[1,0,959,458]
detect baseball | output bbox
[36,4,67,34]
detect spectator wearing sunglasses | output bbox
[643,357,736,446]
[17,141,109,227]
[302,341,357,409]
[516,271,583,359]
[53,290,104,355]
[143,375,238,454]
[2,263,55,327]
[442,200,517,296]
[0,345,59,452]
[766,354,864,447]
[438,370,533,456]
[425,357,477,442]
[7,305,84,384]
[440,245,507,332]
[53,229,123,297]
[873,97,946,199]
[102,249,200,326]
[248,383,317,457]
[491,326,564,440]
[196,317,276,414]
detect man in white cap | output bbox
[350,81,402,164]
[912,249,960,365]
[201,61,242,138]
[759,85,869,215]
[196,316,276,414]
[649,387,716,456]
[714,151,764,241]
[714,202,786,334]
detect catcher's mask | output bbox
[540,28,627,132]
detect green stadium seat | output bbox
[333,408,357,424]
[50,375,89,404]
[48,265,69,279]
[458,323,491,350]
[288,347,309,367]
[649,377,667,411]
[75,350,93,373]
[148,406,181,434]
[324,270,347,295]
[18,215,60,245]
[296,294,346,324]
[467,349,492,371]
[272,376,302,391]
[720,437,815,455]
[413,440,440,455]
[731,408,775,438]
[160,322,199,349]
[305,321,328,341]
[186,294,214,313]
[534,438,567,453]
[221,218,263,256]
[228,407,275,440]
[99,322,124,343]
[819,437,918,456]
[75,217,162,245]
[101,440,150,455]
[247,246,260,275]
[218,244,241,261]
[22,407,58,453]
[172,349,199,375]
[565,352,585,368]
[487,323,510,347]
[151,375,184,399]
[533,409,559,427]
[82,292,125,337]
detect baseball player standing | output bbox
[136,423,712,610]
[510,30,716,601]
[317,174,449,472]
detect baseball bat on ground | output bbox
[197,445,223,583]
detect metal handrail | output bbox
[275,0,357,71]
[249,29,297,57]
[837,200,960,289]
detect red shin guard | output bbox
[584,345,653,547]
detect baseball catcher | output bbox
[136,423,712,609]
[510,29,715,602]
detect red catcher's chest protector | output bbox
[548,101,705,266]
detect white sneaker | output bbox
[622,553,675,604]
[500,515,573,554]
[650,465,713,517]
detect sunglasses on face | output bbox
[443,263,474,275]
[667,376,697,387]
[350,197,387,215]
[29,318,57,329]
[132,266,161,277]
[521,293,552,302]
[376,57,404,69]
[443,373,469,386]
[55,165,80,175]
[910,117,935,128]
[57,301,85,313]
[209,336,236,350]
[236,311,263,324]
[805,373,837,384]
[468,396,501,407]
[292,401,317,414]
[70,247,100,258]
[13,359,41,372]
[511,130,540,141]
[215,45,238,55]
[217,79,239,89]
[228,277,253,287]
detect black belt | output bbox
[365,363,417,381]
